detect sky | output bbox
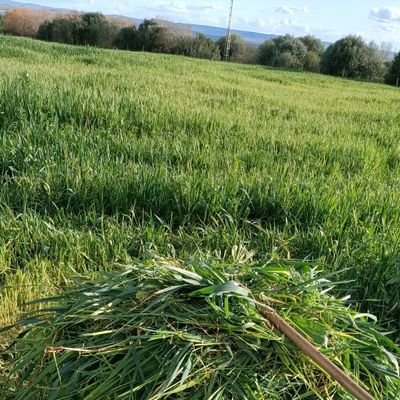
[18,1,400,50]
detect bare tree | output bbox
[379,41,394,61]
[3,8,51,37]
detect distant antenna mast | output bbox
[224,0,234,61]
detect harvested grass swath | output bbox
[3,259,400,399]
[258,305,375,400]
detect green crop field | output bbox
[0,35,399,398]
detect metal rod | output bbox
[258,304,375,400]
[224,0,234,61]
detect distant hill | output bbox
[0,0,65,13]
[178,24,277,45]
[0,0,277,45]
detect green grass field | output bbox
[0,35,399,398]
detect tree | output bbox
[106,16,132,30]
[299,35,325,55]
[385,52,400,86]
[37,19,53,41]
[53,18,76,44]
[257,35,307,70]
[3,8,49,37]
[303,51,321,72]
[137,19,182,53]
[114,26,141,51]
[276,51,303,69]
[37,13,119,48]
[137,19,166,52]
[0,15,4,33]
[175,34,221,60]
[238,44,257,64]
[78,13,118,48]
[321,35,386,81]
[257,40,277,66]
[378,41,394,62]
[298,35,325,72]
[216,34,245,61]
[38,16,79,45]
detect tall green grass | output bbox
[1,35,400,325]
[0,33,399,377]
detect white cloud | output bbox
[235,16,310,36]
[369,6,400,37]
[370,6,400,23]
[275,5,309,16]
[145,1,224,15]
[376,23,399,33]
[142,1,225,25]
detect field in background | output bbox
[0,35,399,334]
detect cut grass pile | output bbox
[4,259,400,399]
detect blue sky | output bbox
[22,1,400,49]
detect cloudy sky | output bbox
[22,1,400,49]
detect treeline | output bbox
[0,9,241,61]
[1,8,399,86]
[258,34,399,84]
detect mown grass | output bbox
[5,260,400,399]
[0,34,399,396]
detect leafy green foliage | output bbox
[299,35,325,56]
[37,13,119,48]
[257,35,307,70]
[299,35,325,72]
[79,12,119,48]
[385,52,400,85]
[138,19,170,53]
[321,35,386,81]
[175,33,221,60]
[303,51,321,72]
[38,18,75,44]
[114,26,141,51]
[217,33,247,62]
[112,20,220,60]
[5,260,400,399]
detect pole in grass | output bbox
[258,300,375,400]
[224,0,234,61]
[396,77,399,88]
